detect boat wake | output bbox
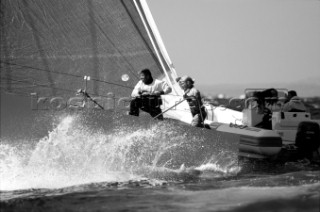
[0,113,240,191]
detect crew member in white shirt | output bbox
[129,69,172,120]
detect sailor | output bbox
[262,88,282,112]
[247,91,265,114]
[177,76,206,127]
[254,88,280,129]
[129,69,172,120]
[282,90,306,112]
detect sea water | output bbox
[0,112,319,212]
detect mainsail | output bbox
[0,0,193,123]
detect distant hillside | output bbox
[198,78,320,98]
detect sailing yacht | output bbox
[1,0,319,162]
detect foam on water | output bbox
[168,182,320,211]
[0,114,240,191]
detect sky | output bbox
[147,0,320,88]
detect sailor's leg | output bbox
[200,109,207,122]
[129,98,141,116]
[150,107,163,120]
[191,114,201,127]
[191,111,207,127]
[200,110,210,128]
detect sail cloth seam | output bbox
[21,0,56,96]
[133,0,174,90]
[120,0,163,78]
[89,14,139,81]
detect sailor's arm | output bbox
[160,81,172,95]
[153,80,171,96]
[131,81,142,97]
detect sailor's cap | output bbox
[178,75,195,84]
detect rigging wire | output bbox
[1,74,183,99]
[1,77,59,90]
[0,77,129,99]
[1,62,183,97]
[1,61,134,89]
[1,86,189,113]
[1,62,184,99]
[0,88,32,98]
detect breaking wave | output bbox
[0,113,240,191]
